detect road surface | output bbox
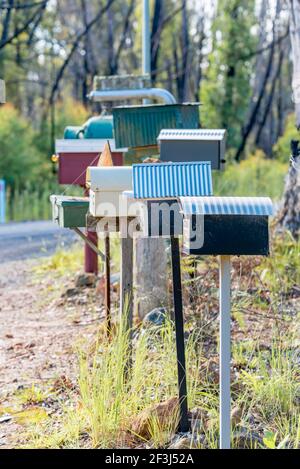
[0,221,77,263]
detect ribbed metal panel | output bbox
[179,196,273,216]
[158,129,226,141]
[113,104,200,148]
[133,162,212,199]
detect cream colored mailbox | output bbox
[89,166,133,220]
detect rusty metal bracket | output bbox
[72,227,105,261]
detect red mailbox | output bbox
[55,139,125,186]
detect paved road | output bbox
[0,221,77,263]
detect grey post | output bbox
[142,0,151,76]
[219,255,231,449]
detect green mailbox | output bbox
[50,195,89,228]
[113,103,200,149]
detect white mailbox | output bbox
[89,166,133,219]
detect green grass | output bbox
[13,232,300,450]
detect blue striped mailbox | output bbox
[129,162,212,238]
[129,161,213,434]
[132,161,213,199]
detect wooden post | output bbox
[120,218,134,333]
[219,255,231,449]
[170,236,189,433]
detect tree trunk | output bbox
[278,0,300,238]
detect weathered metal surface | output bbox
[93,74,151,92]
[158,129,227,170]
[132,162,212,199]
[50,195,89,228]
[0,80,5,103]
[113,103,200,148]
[179,196,273,216]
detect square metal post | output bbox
[219,255,231,449]
[170,236,189,433]
[104,230,111,337]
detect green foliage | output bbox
[0,104,44,188]
[34,98,90,158]
[273,114,300,163]
[213,151,288,199]
[201,0,257,150]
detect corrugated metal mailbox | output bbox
[113,103,200,149]
[124,161,213,238]
[158,129,227,170]
[132,162,213,199]
[56,139,124,186]
[180,196,273,256]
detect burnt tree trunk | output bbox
[278,1,300,238]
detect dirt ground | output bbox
[0,258,103,448]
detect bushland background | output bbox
[0,0,295,220]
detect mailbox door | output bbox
[58,152,123,185]
[160,140,221,169]
[184,214,270,256]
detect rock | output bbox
[232,426,263,449]
[143,308,167,327]
[75,273,96,288]
[169,433,205,449]
[188,407,209,432]
[62,287,79,298]
[130,397,178,440]
[231,406,243,426]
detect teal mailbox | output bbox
[113,103,200,149]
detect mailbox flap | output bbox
[179,196,273,216]
[132,162,213,199]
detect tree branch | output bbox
[48,0,116,106]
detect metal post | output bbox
[170,236,189,433]
[219,255,231,449]
[105,231,111,337]
[142,0,151,76]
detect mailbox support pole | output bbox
[219,255,231,449]
[120,218,134,331]
[104,231,111,337]
[170,236,189,433]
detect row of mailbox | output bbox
[51,162,273,257]
[56,127,227,186]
